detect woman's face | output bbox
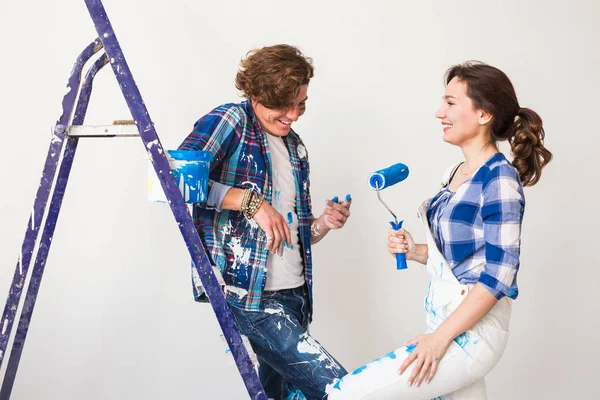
[435,77,489,147]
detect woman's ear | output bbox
[478,110,492,125]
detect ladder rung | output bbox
[67,124,140,137]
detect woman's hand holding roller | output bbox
[388,228,416,257]
[387,227,428,264]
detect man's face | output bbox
[252,85,308,137]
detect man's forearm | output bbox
[219,187,244,211]
[205,182,234,211]
[309,216,330,245]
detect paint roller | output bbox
[368,163,410,270]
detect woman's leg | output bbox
[442,378,487,400]
[328,341,488,400]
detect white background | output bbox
[0,0,598,398]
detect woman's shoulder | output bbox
[478,153,521,188]
[476,154,525,207]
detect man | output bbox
[178,44,351,399]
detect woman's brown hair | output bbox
[446,61,552,186]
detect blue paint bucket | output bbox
[148,150,213,204]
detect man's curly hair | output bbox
[235,44,314,109]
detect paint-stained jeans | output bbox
[229,285,347,400]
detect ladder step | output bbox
[67,124,140,137]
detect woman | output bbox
[328,62,552,399]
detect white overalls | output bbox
[329,194,512,400]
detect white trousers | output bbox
[328,199,512,400]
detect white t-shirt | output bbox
[263,133,305,291]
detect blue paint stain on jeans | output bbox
[284,384,307,400]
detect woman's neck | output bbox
[461,140,499,173]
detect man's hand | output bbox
[253,201,292,256]
[322,196,352,229]
[310,195,352,244]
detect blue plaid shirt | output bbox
[178,100,314,312]
[427,153,525,299]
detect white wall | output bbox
[0,0,597,398]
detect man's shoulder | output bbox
[205,102,250,125]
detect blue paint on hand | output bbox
[345,194,352,202]
[331,196,339,203]
[406,344,418,354]
[287,212,293,224]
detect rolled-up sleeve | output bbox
[479,165,525,299]
[206,181,231,211]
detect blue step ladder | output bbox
[0,1,266,398]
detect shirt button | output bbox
[460,289,466,295]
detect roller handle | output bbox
[390,220,408,270]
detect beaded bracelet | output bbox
[245,192,263,219]
[241,190,264,220]
[240,189,252,213]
